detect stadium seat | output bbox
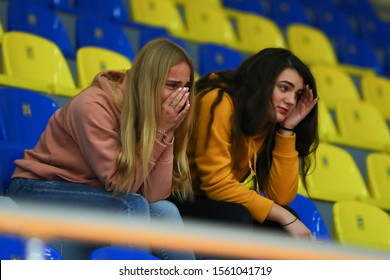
[365,153,390,211]
[172,0,222,6]
[0,87,59,149]
[0,31,80,97]
[130,0,185,39]
[90,246,159,260]
[332,100,390,152]
[312,3,355,50]
[197,43,244,77]
[221,0,266,16]
[310,64,361,109]
[268,0,311,31]
[76,46,132,89]
[318,100,338,143]
[226,11,286,54]
[337,37,382,76]
[137,24,188,52]
[173,2,238,46]
[76,16,135,61]
[7,0,75,58]
[0,141,25,195]
[333,200,390,251]
[74,0,130,23]
[305,142,369,202]
[0,234,63,260]
[289,194,331,241]
[0,19,4,44]
[286,24,338,67]
[360,74,390,121]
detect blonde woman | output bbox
[8,38,196,259]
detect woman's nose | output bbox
[284,92,296,105]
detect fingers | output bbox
[166,87,190,111]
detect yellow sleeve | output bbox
[193,90,274,222]
[264,132,299,205]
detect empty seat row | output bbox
[3,0,388,79]
[298,142,390,211]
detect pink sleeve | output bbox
[68,88,173,201]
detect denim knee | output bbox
[149,200,183,221]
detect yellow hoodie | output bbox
[188,88,298,222]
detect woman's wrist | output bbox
[277,125,294,136]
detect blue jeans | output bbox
[7,178,195,260]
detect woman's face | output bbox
[272,68,304,122]
[162,61,191,101]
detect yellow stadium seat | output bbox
[76,47,132,89]
[226,10,286,54]
[0,20,4,44]
[0,31,80,97]
[305,143,369,202]
[310,64,361,110]
[175,2,238,46]
[172,0,221,6]
[333,200,390,251]
[130,0,185,38]
[318,100,338,143]
[286,24,338,67]
[360,74,390,121]
[332,100,390,152]
[365,153,390,211]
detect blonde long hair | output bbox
[115,38,195,201]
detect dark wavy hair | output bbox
[195,47,319,192]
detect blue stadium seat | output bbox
[90,246,159,260]
[338,36,383,75]
[313,4,356,51]
[289,194,332,241]
[221,0,266,16]
[268,0,311,30]
[0,141,25,195]
[7,0,75,58]
[76,15,135,60]
[0,88,60,149]
[197,43,244,77]
[0,234,63,260]
[74,0,130,24]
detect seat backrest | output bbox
[360,74,390,121]
[130,0,185,37]
[318,99,338,143]
[90,246,159,260]
[289,194,332,241]
[222,0,266,16]
[286,24,338,66]
[366,153,390,204]
[0,19,4,44]
[0,234,63,260]
[76,46,132,89]
[7,0,75,58]
[268,0,311,30]
[333,200,390,250]
[178,3,237,46]
[0,88,59,149]
[313,4,355,45]
[310,64,361,109]
[337,37,383,75]
[76,16,135,60]
[305,143,369,202]
[0,141,25,195]
[227,12,286,54]
[1,31,76,90]
[197,43,244,77]
[75,0,130,23]
[333,100,390,152]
